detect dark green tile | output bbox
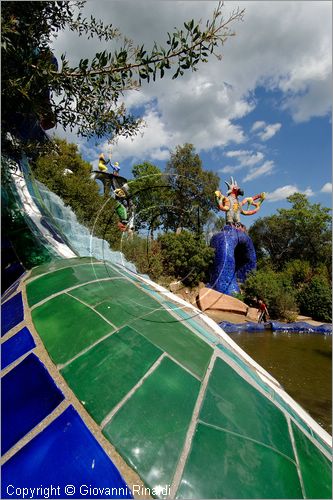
[199,357,294,459]
[177,423,303,499]
[61,326,162,424]
[292,422,332,499]
[27,264,120,306]
[71,279,157,312]
[28,257,99,279]
[104,357,200,491]
[31,294,113,364]
[99,304,212,379]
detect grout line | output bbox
[287,416,307,497]
[169,351,217,499]
[1,349,36,377]
[18,284,151,497]
[198,419,297,465]
[58,307,159,370]
[163,352,201,381]
[0,400,70,465]
[24,261,113,284]
[1,320,27,343]
[29,276,125,311]
[100,353,166,430]
[66,292,117,330]
[58,328,116,370]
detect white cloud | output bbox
[257,123,282,141]
[221,150,264,173]
[251,121,266,132]
[266,185,314,201]
[242,160,275,182]
[321,182,332,193]
[51,0,331,162]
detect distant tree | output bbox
[165,143,220,233]
[130,162,168,239]
[2,1,244,150]
[249,193,332,270]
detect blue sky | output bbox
[51,1,332,226]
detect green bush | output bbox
[243,268,298,320]
[120,235,164,280]
[283,259,312,289]
[158,231,214,287]
[297,276,332,323]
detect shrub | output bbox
[158,231,214,287]
[243,268,298,320]
[120,235,164,280]
[297,276,332,323]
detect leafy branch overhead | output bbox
[2,1,244,141]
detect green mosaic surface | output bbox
[61,326,162,424]
[292,422,332,499]
[199,357,295,459]
[27,259,332,499]
[104,357,200,491]
[27,257,99,279]
[31,294,113,364]
[177,423,303,499]
[27,263,119,306]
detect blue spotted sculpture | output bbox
[209,177,265,295]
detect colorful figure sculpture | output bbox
[94,153,132,232]
[209,177,266,295]
[98,152,120,176]
[215,176,265,228]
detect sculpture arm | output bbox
[215,191,230,212]
[241,192,266,216]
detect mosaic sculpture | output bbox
[209,177,265,295]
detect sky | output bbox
[51,0,332,224]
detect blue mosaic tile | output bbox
[1,406,133,499]
[1,292,24,336]
[1,327,36,369]
[1,353,64,454]
[1,276,23,303]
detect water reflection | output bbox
[229,330,332,434]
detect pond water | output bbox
[229,330,332,434]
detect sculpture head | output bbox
[225,177,244,197]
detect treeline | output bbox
[244,194,332,322]
[32,138,332,322]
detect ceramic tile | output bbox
[1,326,35,369]
[1,353,64,454]
[31,294,113,364]
[97,303,212,380]
[27,264,119,307]
[1,293,24,336]
[199,357,294,458]
[292,422,332,499]
[1,406,132,499]
[61,326,162,424]
[177,423,303,499]
[104,357,200,492]
[28,257,99,279]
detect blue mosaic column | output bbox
[209,226,256,295]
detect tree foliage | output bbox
[158,231,214,286]
[130,162,168,238]
[31,138,121,246]
[243,268,299,321]
[165,143,220,232]
[297,276,332,323]
[249,193,332,270]
[2,1,244,144]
